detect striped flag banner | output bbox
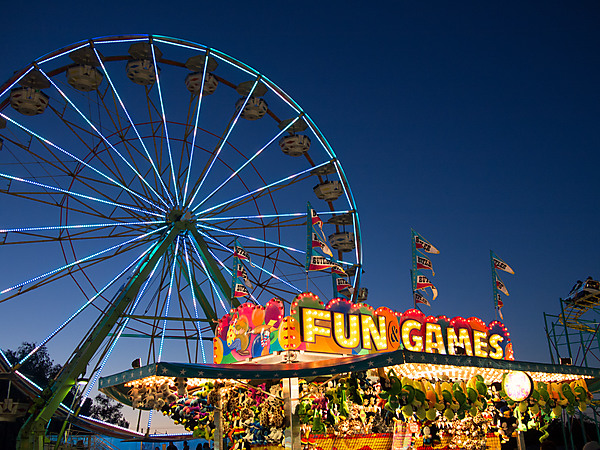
[493,253,514,275]
[416,254,435,275]
[414,290,431,306]
[414,233,440,254]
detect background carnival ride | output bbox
[544,278,600,444]
[0,34,361,448]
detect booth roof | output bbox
[99,349,600,409]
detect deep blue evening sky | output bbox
[1,1,599,372]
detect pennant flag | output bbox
[306,203,334,271]
[490,250,512,319]
[232,264,250,298]
[416,274,438,300]
[312,232,333,256]
[307,253,335,271]
[496,275,509,296]
[236,263,253,289]
[309,203,333,257]
[333,272,354,299]
[416,274,434,289]
[493,254,514,275]
[414,233,440,254]
[234,240,250,262]
[331,261,348,276]
[497,295,504,320]
[416,254,435,275]
[233,280,249,298]
[231,247,252,299]
[414,291,430,306]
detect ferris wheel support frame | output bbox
[16,225,181,450]
[188,226,234,304]
[16,217,243,449]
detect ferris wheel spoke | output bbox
[144,96,175,206]
[157,238,179,362]
[205,176,308,221]
[81,252,165,401]
[1,134,74,205]
[200,231,303,295]
[0,186,136,224]
[176,98,194,191]
[0,164,146,223]
[197,222,303,255]
[182,238,207,362]
[197,209,352,223]
[37,68,170,210]
[66,195,146,224]
[15,240,157,368]
[194,114,302,211]
[149,42,179,206]
[88,146,166,220]
[0,66,34,99]
[95,88,165,206]
[0,220,161,235]
[182,240,214,325]
[194,159,331,216]
[0,228,145,246]
[173,271,194,362]
[0,225,168,299]
[90,45,174,208]
[182,50,211,206]
[143,259,171,354]
[187,235,229,313]
[186,76,262,209]
[56,168,149,220]
[0,233,150,305]
[0,131,71,172]
[0,171,163,218]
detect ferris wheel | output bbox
[0,35,361,397]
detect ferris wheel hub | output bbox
[165,208,192,224]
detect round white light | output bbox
[503,371,533,401]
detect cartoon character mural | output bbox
[214,299,285,364]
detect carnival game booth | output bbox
[99,294,600,450]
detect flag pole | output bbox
[490,250,498,321]
[411,269,415,308]
[410,230,421,311]
[411,230,417,310]
[411,269,422,312]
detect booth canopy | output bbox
[99,349,600,409]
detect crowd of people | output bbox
[158,441,213,450]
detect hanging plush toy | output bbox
[422,426,433,446]
[175,377,188,397]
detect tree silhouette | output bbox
[89,394,130,428]
[0,342,129,435]
[4,342,62,387]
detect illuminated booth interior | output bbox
[99,294,600,450]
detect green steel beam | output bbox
[106,333,213,341]
[122,314,211,322]
[17,225,180,450]
[544,312,556,364]
[560,298,574,361]
[186,224,238,308]
[175,252,218,331]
